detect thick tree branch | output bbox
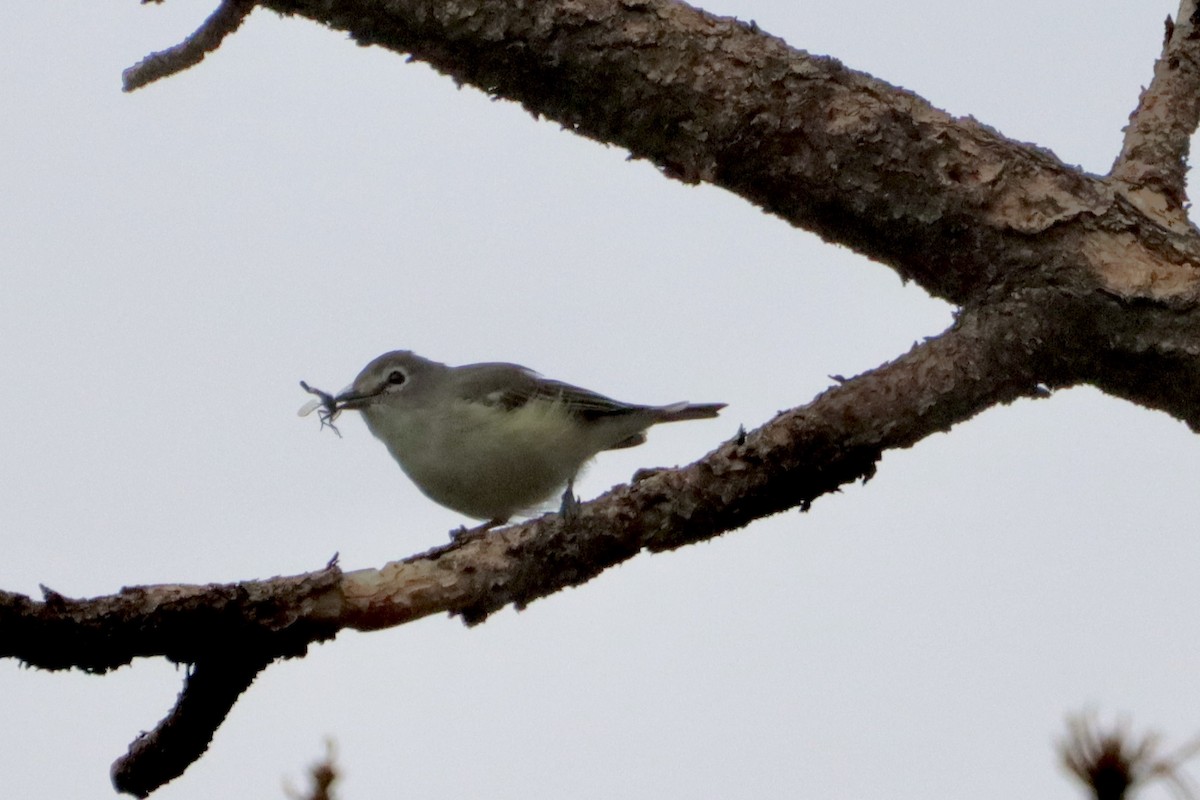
[2,569,342,672]
[2,296,1062,793]
[61,0,1200,792]
[130,0,1127,304]
[122,0,1200,330]
[1111,0,1200,232]
[127,0,1200,317]
[329,297,1060,631]
[6,299,1056,642]
[229,0,1200,390]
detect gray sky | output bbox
[3,1,1196,798]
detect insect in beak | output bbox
[299,380,351,436]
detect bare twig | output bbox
[1110,0,1200,230]
[112,653,276,797]
[285,741,339,800]
[122,0,256,92]
[1059,714,1200,800]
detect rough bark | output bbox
[10,0,1200,794]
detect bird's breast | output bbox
[361,400,600,519]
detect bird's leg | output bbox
[450,518,504,543]
[559,478,581,523]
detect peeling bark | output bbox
[1112,0,1200,232]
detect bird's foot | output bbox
[559,483,581,523]
[450,518,504,543]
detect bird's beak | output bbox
[332,384,380,411]
[299,379,388,419]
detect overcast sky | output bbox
[3,1,1197,798]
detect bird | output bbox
[300,350,725,528]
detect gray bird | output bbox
[300,350,725,527]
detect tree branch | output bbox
[1111,0,1200,232]
[3,568,342,795]
[2,297,1059,793]
[2,568,342,673]
[67,0,1200,792]
[130,0,1122,304]
[126,0,1200,315]
[111,653,276,797]
[122,0,256,92]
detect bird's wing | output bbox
[456,363,649,420]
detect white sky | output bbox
[2,1,1197,798]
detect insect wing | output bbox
[298,397,324,417]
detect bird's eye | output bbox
[386,370,406,385]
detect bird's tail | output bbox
[656,402,726,422]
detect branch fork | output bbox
[24,0,1200,793]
